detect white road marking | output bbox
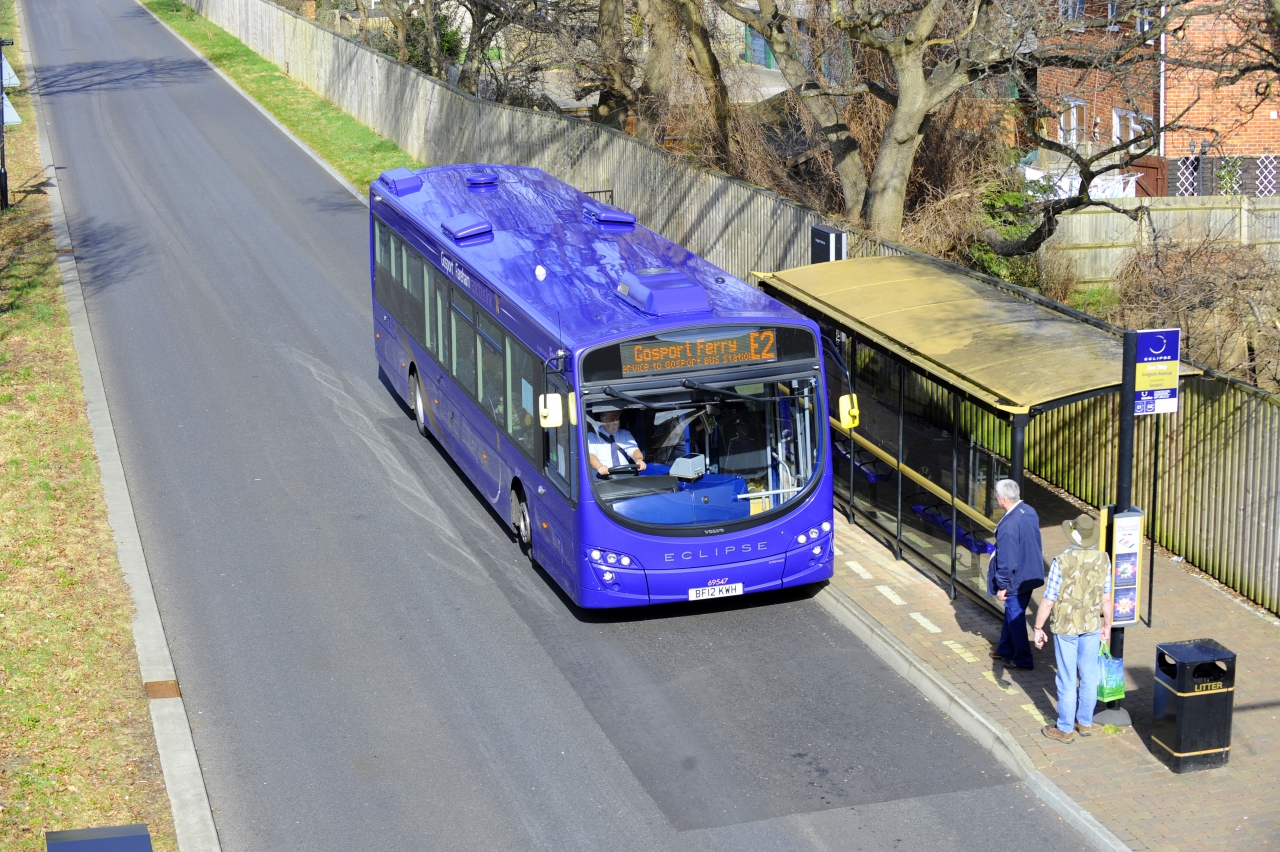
[942,640,979,662]
[845,560,873,580]
[909,612,942,633]
[876,585,907,605]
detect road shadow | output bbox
[33,58,210,97]
[65,216,150,297]
[302,194,367,215]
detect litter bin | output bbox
[1153,638,1235,772]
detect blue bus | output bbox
[369,164,857,607]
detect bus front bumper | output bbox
[576,535,834,608]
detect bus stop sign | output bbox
[1134,328,1180,415]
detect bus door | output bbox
[534,372,577,588]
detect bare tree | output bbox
[384,0,417,63]
[707,0,1246,240]
[672,0,731,162]
[1113,231,1280,392]
[353,0,371,45]
[457,0,512,94]
[708,0,869,218]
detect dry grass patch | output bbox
[0,0,177,847]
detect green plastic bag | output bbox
[1098,641,1125,702]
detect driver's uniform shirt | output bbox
[587,428,640,469]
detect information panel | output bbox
[620,329,778,376]
[1109,508,1144,627]
[1135,328,1180,415]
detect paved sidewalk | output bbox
[828,513,1280,851]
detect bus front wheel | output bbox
[411,371,429,438]
[510,488,531,552]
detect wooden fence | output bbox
[181,0,1280,614]
[1050,195,1280,285]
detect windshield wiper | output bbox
[679,378,760,402]
[601,386,685,410]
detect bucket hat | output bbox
[1062,514,1099,548]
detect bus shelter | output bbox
[754,254,1197,610]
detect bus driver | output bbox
[588,411,648,478]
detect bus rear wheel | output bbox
[411,371,429,438]
[510,488,531,552]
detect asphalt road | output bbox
[24,1,1092,849]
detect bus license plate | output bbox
[688,583,744,601]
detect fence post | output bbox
[1241,193,1251,245]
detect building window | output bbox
[1061,0,1085,21]
[1114,108,1153,153]
[1059,99,1086,148]
[1106,1,1120,29]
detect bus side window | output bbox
[404,249,426,345]
[450,287,477,397]
[505,337,540,462]
[373,218,396,320]
[477,312,505,424]
[375,219,390,268]
[423,261,437,355]
[544,374,577,500]
[390,234,401,284]
[437,284,447,366]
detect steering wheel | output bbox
[606,462,640,476]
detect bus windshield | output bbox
[583,375,821,528]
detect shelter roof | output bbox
[756,254,1199,415]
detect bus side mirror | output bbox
[539,393,564,429]
[838,393,860,430]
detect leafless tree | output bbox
[1113,230,1280,392]
[707,0,1247,241]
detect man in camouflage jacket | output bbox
[1032,514,1114,743]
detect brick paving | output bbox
[829,510,1280,851]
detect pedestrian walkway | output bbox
[828,507,1280,851]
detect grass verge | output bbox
[0,0,178,848]
[142,0,420,192]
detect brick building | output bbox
[1035,1,1280,196]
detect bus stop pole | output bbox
[1144,414,1162,627]
[1093,330,1140,729]
[0,39,11,213]
[1113,330,1137,658]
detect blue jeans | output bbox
[996,588,1034,668]
[1053,629,1102,733]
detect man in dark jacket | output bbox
[987,479,1045,669]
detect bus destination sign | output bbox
[620,329,778,376]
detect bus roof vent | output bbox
[616,268,711,316]
[379,167,423,197]
[441,213,494,242]
[582,199,636,225]
[466,172,499,186]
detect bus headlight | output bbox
[812,545,822,556]
[602,571,615,583]
[590,549,602,561]
[606,553,618,564]
[620,556,631,567]
[808,527,820,539]
[796,533,808,544]
[821,521,832,533]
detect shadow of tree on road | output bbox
[33,58,210,97]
